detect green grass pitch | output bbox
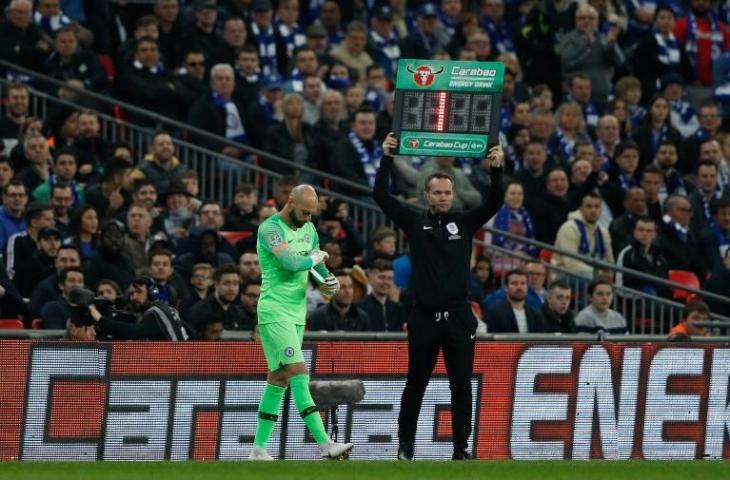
[1,461,729,480]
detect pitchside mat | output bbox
[392,59,504,157]
[1,461,730,480]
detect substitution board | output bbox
[392,59,504,157]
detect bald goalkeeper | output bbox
[250,184,354,461]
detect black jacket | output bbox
[484,300,546,333]
[43,49,108,92]
[0,21,48,74]
[307,302,371,331]
[189,294,252,331]
[541,302,575,333]
[187,92,247,152]
[262,122,322,176]
[609,213,638,257]
[115,62,188,125]
[703,268,730,318]
[83,247,136,291]
[697,224,730,275]
[632,124,684,171]
[654,219,703,277]
[357,294,407,332]
[374,154,503,311]
[615,241,671,299]
[632,33,694,102]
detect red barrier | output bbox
[1,341,729,461]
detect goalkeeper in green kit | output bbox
[249,184,354,460]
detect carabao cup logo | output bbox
[408,138,420,148]
[406,64,444,87]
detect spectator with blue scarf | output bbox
[330,106,382,197]
[243,73,284,150]
[698,197,730,276]
[673,0,729,88]
[632,95,683,170]
[547,102,590,166]
[680,100,722,175]
[479,0,515,54]
[188,63,250,156]
[603,140,643,217]
[553,191,614,279]
[653,141,687,204]
[367,6,401,79]
[566,73,599,131]
[483,182,538,276]
[634,6,694,100]
[690,160,728,236]
[274,0,306,61]
[660,73,699,138]
[32,148,85,207]
[654,194,703,276]
[400,3,445,59]
[246,0,289,77]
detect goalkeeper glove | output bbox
[320,274,340,298]
[309,249,329,266]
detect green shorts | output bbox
[258,322,305,372]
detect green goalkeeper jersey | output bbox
[257,213,330,325]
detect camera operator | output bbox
[87,276,188,340]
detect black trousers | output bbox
[397,304,477,451]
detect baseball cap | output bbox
[660,72,684,91]
[261,73,284,90]
[374,6,394,21]
[194,0,217,11]
[418,3,439,18]
[251,0,273,11]
[306,23,327,38]
[38,226,61,240]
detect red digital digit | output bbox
[435,92,448,132]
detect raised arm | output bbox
[463,145,505,234]
[258,222,327,272]
[373,133,415,232]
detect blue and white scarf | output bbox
[493,205,536,253]
[583,102,599,128]
[710,220,730,254]
[212,92,247,144]
[713,52,730,99]
[365,87,386,113]
[594,140,613,170]
[438,11,458,37]
[368,30,400,77]
[33,11,71,35]
[257,93,276,124]
[628,0,657,33]
[481,17,514,54]
[655,29,681,65]
[649,125,669,158]
[686,11,725,69]
[307,0,325,24]
[328,29,345,48]
[288,69,304,93]
[500,104,512,133]
[275,19,306,59]
[251,22,278,77]
[669,99,696,124]
[551,129,575,162]
[619,171,639,191]
[628,104,646,130]
[663,214,688,243]
[663,169,688,197]
[506,146,524,172]
[575,219,606,258]
[348,131,382,187]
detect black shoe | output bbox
[397,442,414,460]
[452,448,472,460]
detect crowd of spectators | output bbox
[0,0,729,339]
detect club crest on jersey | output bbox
[446,222,459,235]
[284,346,295,357]
[406,64,444,87]
[303,234,311,244]
[269,232,283,246]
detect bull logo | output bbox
[408,138,420,148]
[406,64,444,87]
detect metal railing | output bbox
[3,59,729,335]
[0,71,388,243]
[474,226,730,335]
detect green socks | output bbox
[253,383,286,448]
[290,374,330,445]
